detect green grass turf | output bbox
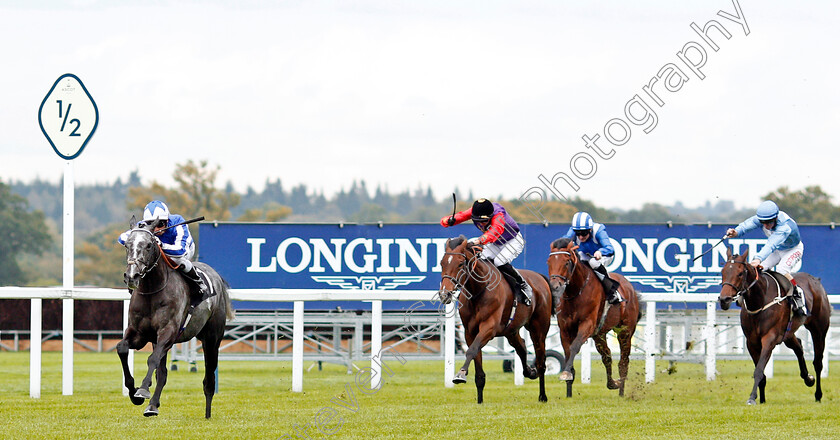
[0,352,838,439]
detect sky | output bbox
[1,0,838,212]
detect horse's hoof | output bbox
[539,394,548,403]
[523,367,538,380]
[805,375,815,387]
[452,370,468,384]
[134,388,151,400]
[558,371,574,381]
[143,405,159,417]
[607,379,621,390]
[746,399,756,406]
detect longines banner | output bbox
[199,223,839,310]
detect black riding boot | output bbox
[181,265,210,307]
[498,263,532,306]
[594,265,623,304]
[790,285,809,317]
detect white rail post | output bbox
[765,346,775,379]
[645,300,656,383]
[705,301,716,380]
[514,330,524,386]
[30,298,42,398]
[292,301,304,392]
[444,302,455,388]
[822,330,829,378]
[122,299,133,395]
[581,338,592,384]
[370,300,383,389]
[62,160,74,396]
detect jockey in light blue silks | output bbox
[118,200,209,304]
[440,198,532,306]
[725,200,808,316]
[562,211,623,304]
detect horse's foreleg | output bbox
[616,327,634,397]
[116,331,145,406]
[506,332,537,380]
[559,323,594,383]
[144,351,169,417]
[783,336,815,388]
[137,326,178,410]
[527,324,548,403]
[748,337,776,405]
[454,326,495,386]
[474,351,486,404]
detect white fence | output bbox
[1,287,838,398]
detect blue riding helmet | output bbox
[756,201,779,221]
[571,212,593,231]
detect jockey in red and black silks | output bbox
[440,198,532,306]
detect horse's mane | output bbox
[448,235,468,249]
[551,237,573,249]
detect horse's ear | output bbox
[726,246,732,259]
[571,245,580,252]
[129,215,137,228]
[741,249,749,260]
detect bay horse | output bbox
[547,238,640,397]
[117,222,235,418]
[438,236,553,403]
[718,248,830,405]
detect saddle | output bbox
[763,270,794,296]
[499,271,523,301]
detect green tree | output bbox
[76,223,128,288]
[0,181,53,285]
[763,186,839,223]
[238,202,293,222]
[128,160,241,222]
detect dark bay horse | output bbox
[547,238,640,397]
[718,248,830,405]
[117,224,234,418]
[438,236,553,403]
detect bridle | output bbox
[439,247,483,304]
[125,228,168,294]
[548,249,578,287]
[720,258,761,304]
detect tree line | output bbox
[3,160,840,290]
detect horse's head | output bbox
[123,223,162,290]
[547,238,579,296]
[438,235,479,304]
[718,247,755,310]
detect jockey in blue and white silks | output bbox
[440,198,532,306]
[118,200,209,302]
[562,211,623,304]
[726,200,807,316]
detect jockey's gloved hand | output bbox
[467,237,482,247]
[447,216,456,226]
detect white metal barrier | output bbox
[1,287,838,397]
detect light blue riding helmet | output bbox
[756,201,779,221]
[571,212,594,231]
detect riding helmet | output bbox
[143,200,171,222]
[571,211,594,231]
[756,201,779,221]
[471,198,494,221]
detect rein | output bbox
[548,249,590,297]
[127,228,169,295]
[723,260,788,315]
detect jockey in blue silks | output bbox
[725,200,807,316]
[562,211,623,304]
[440,198,532,306]
[118,200,209,303]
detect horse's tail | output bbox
[221,277,236,321]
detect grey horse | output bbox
[117,222,234,418]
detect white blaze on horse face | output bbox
[447,256,452,266]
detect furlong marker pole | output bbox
[62,160,74,395]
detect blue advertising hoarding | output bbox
[199,222,840,310]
